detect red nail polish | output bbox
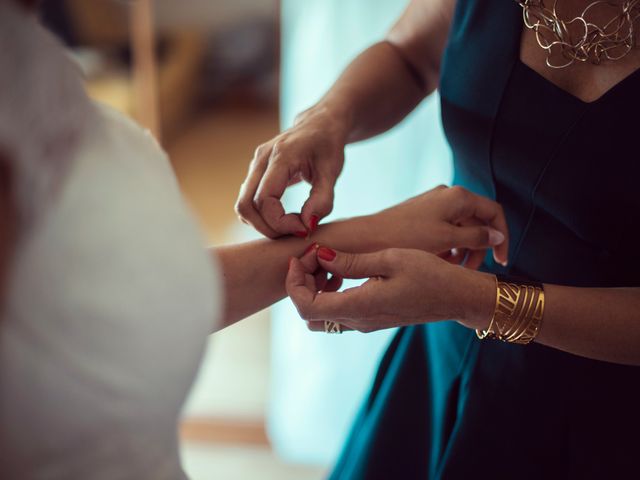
[303,242,318,255]
[318,247,337,261]
[294,230,308,238]
[310,215,319,233]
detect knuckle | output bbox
[443,224,457,246]
[272,139,290,156]
[380,249,399,269]
[234,199,249,217]
[253,192,267,210]
[252,145,272,165]
[343,253,358,276]
[254,144,267,158]
[297,306,312,321]
[449,185,469,200]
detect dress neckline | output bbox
[515,58,640,106]
[510,3,640,105]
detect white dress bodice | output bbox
[0,7,219,477]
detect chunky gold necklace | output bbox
[517,0,640,68]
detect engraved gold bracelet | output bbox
[476,275,545,345]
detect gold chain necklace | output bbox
[517,0,640,68]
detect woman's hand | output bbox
[286,246,495,333]
[362,185,509,268]
[235,106,348,238]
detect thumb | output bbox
[453,226,505,250]
[300,176,336,233]
[316,247,391,279]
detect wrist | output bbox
[456,268,496,330]
[295,102,353,145]
[314,215,387,253]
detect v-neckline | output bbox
[510,5,640,105]
[515,58,640,106]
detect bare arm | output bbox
[213,217,376,330]
[287,247,640,367]
[217,184,510,331]
[462,273,640,366]
[235,0,457,237]
[312,0,456,143]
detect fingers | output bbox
[289,285,371,322]
[316,247,393,279]
[324,274,343,292]
[300,176,336,232]
[235,148,280,238]
[286,257,317,310]
[449,187,510,266]
[288,247,392,321]
[255,160,307,236]
[298,242,320,273]
[439,248,467,265]
[296,243,342,292]
[464,249,486,270]
[453,225,504,250]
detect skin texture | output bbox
[254,0,640,366]
[234,0,455,236]
[520,0,640,103]
[0,1,506,335]
[215,185,508,329]
[286,248,496,333]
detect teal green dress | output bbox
[329,1,640,478]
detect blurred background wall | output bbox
[271,0,452,466]
[40,0,451,478]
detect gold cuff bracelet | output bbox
[476,275,545,345]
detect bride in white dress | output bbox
[0,2,508,478]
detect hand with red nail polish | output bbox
[296,243,342,294]
[287,247,495,334]
[317,246,336,261]
[234,107,346,239]
[309,215,320,234]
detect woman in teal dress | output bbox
[239,0,640,477]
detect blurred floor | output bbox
[167,104,327,480]
[181,442,326,480]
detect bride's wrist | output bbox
[312,215,386,253]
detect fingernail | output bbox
[501,260,508,267]
[303,242,318,255]
[318,247,336,261]
[294,230,308,238]
[309,215,319,233]
[488,229,505,245]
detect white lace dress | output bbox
[0,5,220,479]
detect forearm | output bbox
[212,215,386,330]
[460,271,640,366]
[302,41,433,145]
[536,285,640,365]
